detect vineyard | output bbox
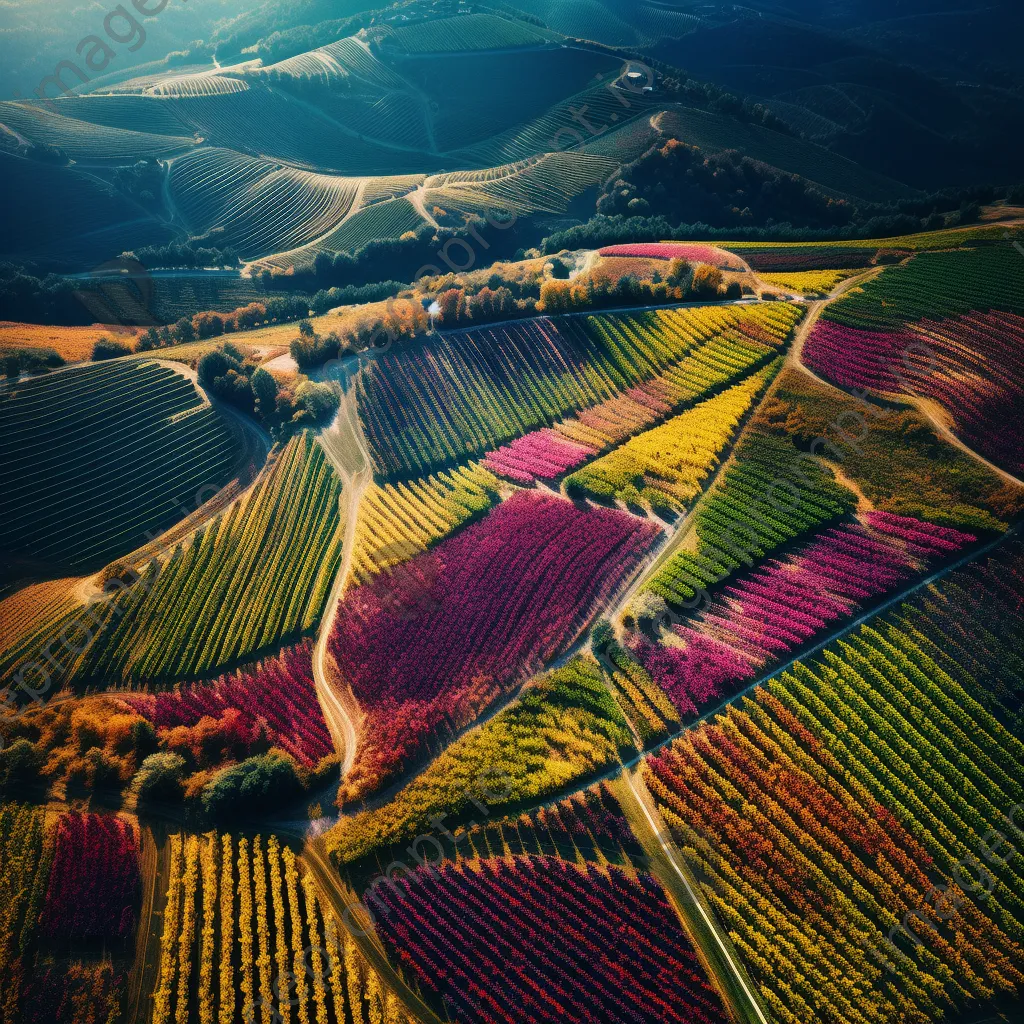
[326,657,634,863]
[330,491,660,799]
[167,148,363,261]
[822,245,1024,330]
[2,432,341,690]
[366,855,729,1024]
[484,305,800,484]
[803,311,1024,476]
[0,101,195,160]
[645,430,856,606]
[564,361,778,509]
[382,13,552,53]
[758,269,859,296]
[39,813,139,941]
[4,0,1024,1014]
[757,368,1020,532]
[358,304,801,479]
[645,540,1024,1024]
[598,243,742,268]
[630,512,976,716]
[0,803,51,1024]
[422,152,617,218]
[350,463,501,584]
[151,832,416,1024]
[124,641,333,770]
[0,359,238,572]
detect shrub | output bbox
[201,752,302,820]
[92,337,133,360]
[133,752,186,804]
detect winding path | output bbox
[313,363,373,776]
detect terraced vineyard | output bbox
[381,12,552,53]
[168,148,363,259]
[0,100,196,160]
[0,359,238,572]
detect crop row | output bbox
[329,491,660,800]
[564,360,779,510]
[424,152,617,218]
[803,310,1024,477]
[359,304,794,479]
[728,245,877,271]
[124,640,333,769]
[39,812,139,941]
[350,463,500,585]
[152,832,410,1024]
[757,269,857,296]
[0,359,237,572]
[383,13,550,53]
[326,657,633,863]
[0,100,194,160]
[168,147,362,260]
[165,86,427,176]
[646,431,856,606]
[20,962,123,1024]
[823,245,1024,330]
[485,304,801,483]
[366,855,728,1024]
[630,513,975,716]
[0,803,50,1024]
[46,432,341,687]
[598,243,741,268]
[464,781,644,865]
[646,539,1024,1024]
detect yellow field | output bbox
[758,269,860,297]
[0,322,141,362]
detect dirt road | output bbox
[313,367,372,776]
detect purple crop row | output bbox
[630,514,974,716]
[483,429,596,483]
[40,812,140,941]
[366,855,728,1024]
[331,490,660,798]
[803,312,1024,475]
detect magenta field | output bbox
[40,812,140,941]
[330,491,661,796]
[802,312,1024,475]
[125,641,333,768]
[483,429,596,483]
[366,855,729,1024]
[598,243,739,268]
[630,513,975,716]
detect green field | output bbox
[0,359,238,573]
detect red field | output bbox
[330,491,661,797]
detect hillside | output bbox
[2,4,1024,1024]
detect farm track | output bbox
[126,822,170,1024]
[314,366,372,777]
[615,771,770,1024]
[300,838,448,1024]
